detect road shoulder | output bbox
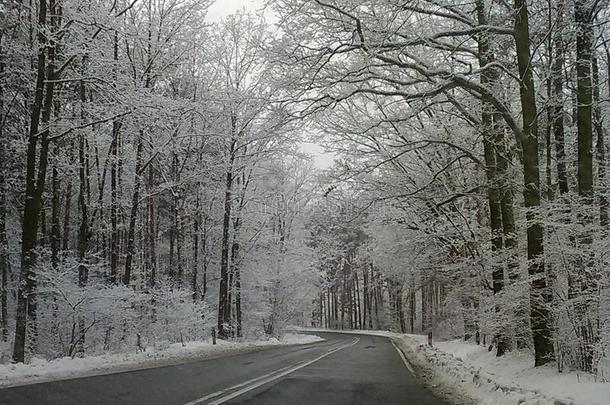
[390,336,479,405]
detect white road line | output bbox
[391,339,415,374]
[184,338,359,405]
[182,364,296,405]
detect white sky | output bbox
[206,0,335,170]
[207,0,266,21]
[300,143,334,170]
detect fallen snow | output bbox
[296,328,610,405]
[291,326,399,338]
[0,333,323,388]
[401,336,610,405]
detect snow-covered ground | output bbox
[401,335,610,405]
[296,328,610,405]
[0,333,323,388]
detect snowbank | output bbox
[0,333,323,388]
[398,335,610,405]
[296,328,610,405]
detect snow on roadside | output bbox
[291,326,400,339]
[296,328,610,405]
[0,333,323,388]
[401,336,610,405]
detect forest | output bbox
[0,0,609,380]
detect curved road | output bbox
[0,332,448,405]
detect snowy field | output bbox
[0,333,323,388]
[296,328,610,405]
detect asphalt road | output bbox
[0,332,448,405]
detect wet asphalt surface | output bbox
[0,332,448,405]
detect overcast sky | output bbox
[206,0,334,169]
[207,0,266,21]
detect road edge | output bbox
[389,336,479,405]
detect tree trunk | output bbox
[593,54,608,226]
[218,132,236,338]
[409,289,415,334]
[362,272,367,329]
[50,150,61,270]
[62,177,73,253]
[14,0,60,362]
[354,271,364,329]
[552,0,569,195]
[422,285,428,332]
[575,0,593,204]
[229,218,241,335]
[333,285,338,328]
[326,288,331,328]
[476,0,509,357]
[202,215,208,299]
[367,267,373,328]
[123,132,144,286]
[109,30,120,284]
[513,0,554,367]
[234,244,242,338]
[0,34,10,343]
[76,68,90,356]
[176,208,183,286]
[192,195,199,302]
[147,164,156,287]
[574,0,595,372]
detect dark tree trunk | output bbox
[552,0,569,195]
[593,55,608,226]
[176,209,183,286]
[476,0,509,357]
[354,271,364,329]
[75,65,90,356]
[367,267,373,328]
[395,282,406,333]
[333,285,338,328]
[575,0,593,204]
[362,269,369,329]
[513,0,554,367]
[168,212,175,281]
[123,132,144,286]
[202,215,208,299]
[409,289,416,334]
[421,285,428,332]
[373,274,380,329]
[192,195,199,302]
[50,153,61,270]
[346,262,353,329]
[77,68,90,290]
[574,0,596,372]
[174,158,183,286]
[0,34,10,343]
[110,123,120,283]
[234,244,242,338]
[326,288,331,328]
[14,0,60,362]
[62,178,73,253]
[147,164,156,287]
[340,273,346,329]
[109,31,120,284]
[218,132,236,338]
[229,219,240,334]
